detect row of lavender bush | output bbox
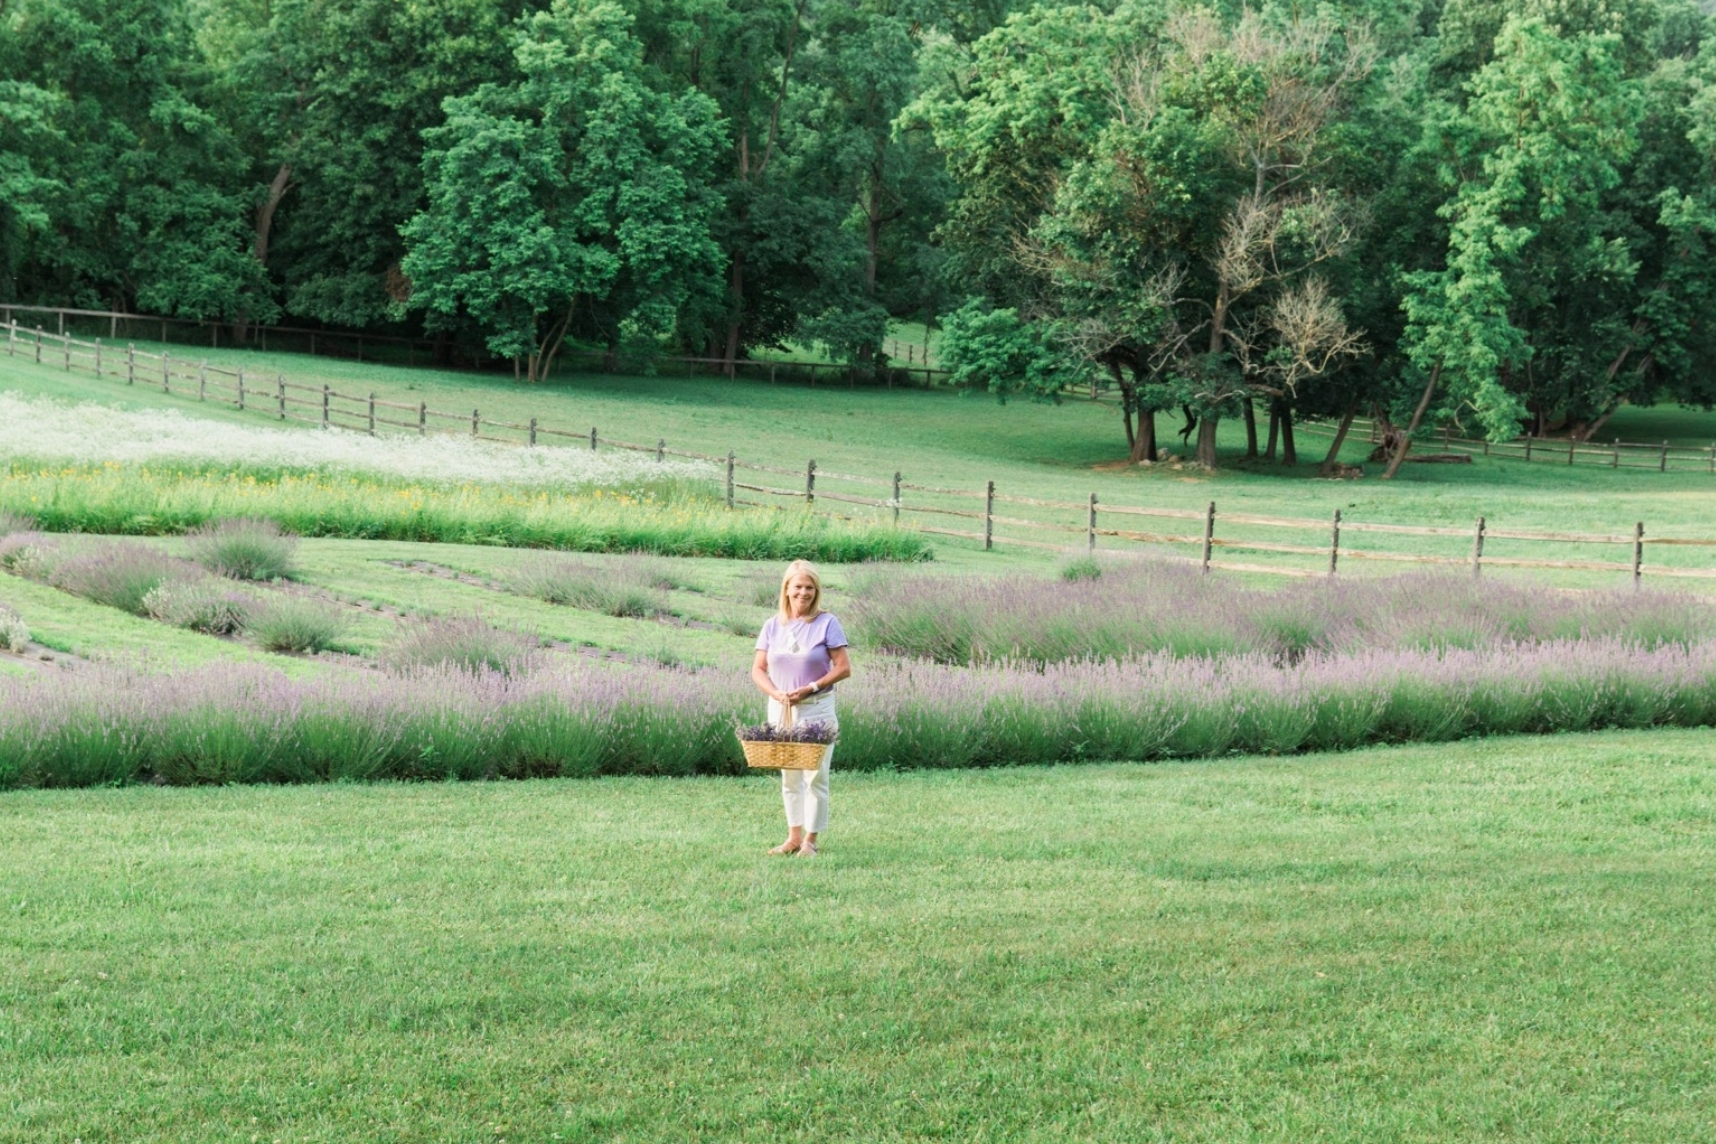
[4,639,1713,788]
[845,562,1714,664]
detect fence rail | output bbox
[0,303,954,389]
[6,320,1715,586]
[1287,415,1716,475]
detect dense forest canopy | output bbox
[2,0,1714,465]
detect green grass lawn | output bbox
[3,729,1713,1142]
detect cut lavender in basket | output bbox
[735,720,839,744]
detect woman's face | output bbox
[785,574,818,616]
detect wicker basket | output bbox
[738,705,833,771]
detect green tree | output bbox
[401,0,723,380]
[1,0,273,318]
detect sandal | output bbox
[768,840,802,856]
[795,839,818,858]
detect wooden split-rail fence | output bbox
[1295,416,1716,474]
[0,304,953,388]
[7,320,1716,586]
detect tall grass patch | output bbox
[0,462,931,562]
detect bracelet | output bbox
[809,681,820,694]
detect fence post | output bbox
[657,438,665,463]
[36,326,43,364]
[418,403,426,436]
[5,322,12,356]
[1201,501,1216,574]
[1709,442,1714,474]
[57,310,64,336]
[471,409,479,438]
[277,376,285,420]
[322,384,330,427]
[726,451,735,508]
[1471,516,1486,579]
[62,330,69,371]
[893,471,902,526]
[109,313,117,339]
[126,342,134,384]
[1524,435,1532,462]
[1088,493,1098,552]
[368,394,376,436]
[590,426,598,451]
[198,360,207,401]
[528,417,537,446]
[983,481,994,550]
[1633,521,1644,589]
[1568,438,1576,465]
[806,460,817,507]
[160,350,169,391]
[94,337,101,376]
[1329,508,1342,576]
[237,368,246,411]
[1660,441,1669,472]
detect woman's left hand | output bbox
[784,685,818,705]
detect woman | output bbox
[751,559,851,857]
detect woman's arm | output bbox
[752,650,788,704]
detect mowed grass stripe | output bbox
[4,729,1714,1142]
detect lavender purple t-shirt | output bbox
[756,612,848,691]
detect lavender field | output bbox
[4,633,1715,788]
[847,561,1716,664]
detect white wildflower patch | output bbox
[0,392,717,489]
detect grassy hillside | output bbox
[4,345,1712,543]
[3,730,1713,1142]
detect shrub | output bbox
[142,580,254,635]
[0,605,28,651]
[48,546,194,616]
[0,531,55,578]
[714,600,768,637]
[185,518,299,581]
[381,616,539,676]
[0,510,34,537]
[736,567,784,608]
[512,556,667,617]
[1059,555,1102,582]
[246,596,350,654]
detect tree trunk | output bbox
[233,162,293,347]
[722,246,745,378]
[1383,362,1441,480]
[1279,403,1296,465]
[254,163,293,265]
[1195,415,1220,468]
[1108,362,1134,451]
[1265,403,1279,460]
[1243,398,1258,458]
[1319,398,1360,475]
[1140,409,1157,462]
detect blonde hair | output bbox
[777,559,824,622]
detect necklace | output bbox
[785,616,810,653]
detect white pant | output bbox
[768,693,836,834]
